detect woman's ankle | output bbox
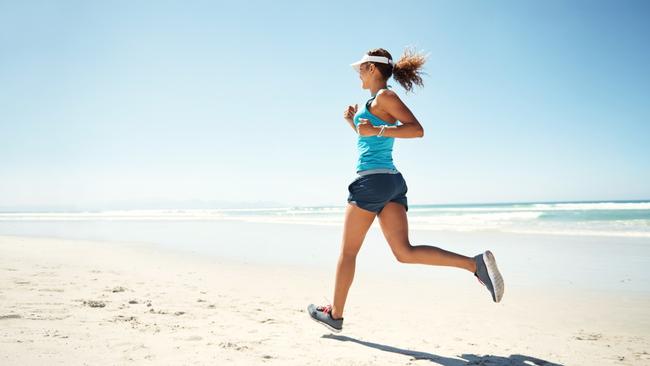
[331,307,343,320]
[468,256,478,273]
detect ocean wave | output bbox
[407,202,650,213]
[1,205,649,238]
[505,228,650,238]
[410,211,544,225]
[530,202,650,210]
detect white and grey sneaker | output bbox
[307,304,343,332]
[474,250,505,303]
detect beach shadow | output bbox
[322,334,563,366]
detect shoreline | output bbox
[1,221,649,294]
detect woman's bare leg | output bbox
[377,202,478,273]
[331,203,377,319]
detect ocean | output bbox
[1,200,648,238]
[2,200,649,292]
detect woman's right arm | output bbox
[343,104,358,133]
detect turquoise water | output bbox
[0,200,649,238]
[1,200,649,292]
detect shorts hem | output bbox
[347,200,381,214]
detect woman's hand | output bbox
[343,104,360,133]
[373,91,424,138]
[343,104,358,122]
[356,118,378,136]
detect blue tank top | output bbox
[353,91,399,172]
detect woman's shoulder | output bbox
[375,88,401,108]
[375,88,399,101]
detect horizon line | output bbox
[0,198,649,213]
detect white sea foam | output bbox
[406,202,650,213]
[0,209,226,221]
[428,211,543,221]
[530,202,650,210]
[506,229,650,238]
[1,203,649,238]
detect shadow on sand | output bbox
[322,334,563,366]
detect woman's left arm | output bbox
[376,91,424,138]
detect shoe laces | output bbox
[317,304,332,314]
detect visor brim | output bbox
[350,61,364,72]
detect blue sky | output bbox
[1,0,648,210]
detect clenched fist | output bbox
[343,104,358,122]
[356,118,378,136]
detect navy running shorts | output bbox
[347,172,408,214]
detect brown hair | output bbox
[366,47,427,92]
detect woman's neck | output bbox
[369,82,388,97]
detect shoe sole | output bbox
[484,250,504,303]
[307,311,342,333]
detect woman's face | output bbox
[358,62,374,89]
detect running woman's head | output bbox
[354,47,427,92]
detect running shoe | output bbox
[474,250,505,303]
[307,304,343,332]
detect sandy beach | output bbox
[1,232,649,366]
[3,0,649,364]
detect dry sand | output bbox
[1,234,649,365]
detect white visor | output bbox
[350,54,393,72]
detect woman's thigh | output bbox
[377,201,410,254]
[340,203,377,257]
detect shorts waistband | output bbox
[357,168,400,176]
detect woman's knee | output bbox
[392,244,414,263]
[340,248,360,260]
[340,242,362,259]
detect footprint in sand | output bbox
[574,332,602,341]
[82,300,106,308]
[634,351,650,361]
[38,288,65,292]
[112,315,137,322]
[219,342,249,351]
[43,329,69,338]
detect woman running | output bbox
[307,48,504,333]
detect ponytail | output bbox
[392,47,427,92]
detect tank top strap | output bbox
[365,88,389,109]
[365,96,375,109]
